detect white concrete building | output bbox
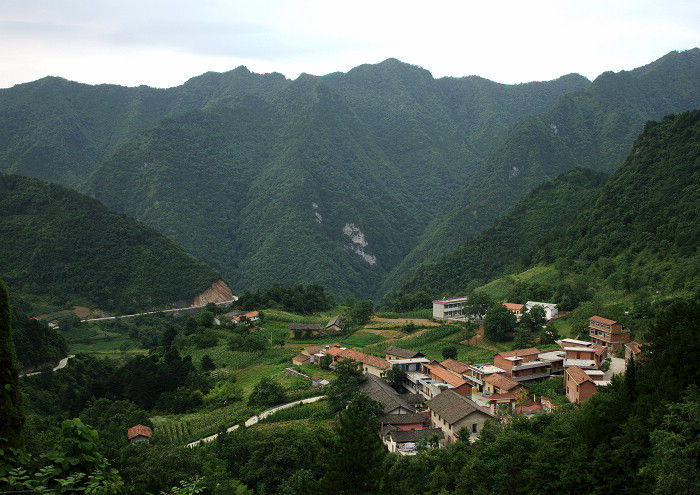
[524,301,559,320]
[432,296,469,321]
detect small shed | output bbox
[127,424,152,444]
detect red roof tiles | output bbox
[566,365,595,385]
[127,424,152,440]
[590,315,618,326]
[329,347,390,370]
[426,364,466,388]
[440,359,470,374]
[484,373,520,391]
[496,347,540,359]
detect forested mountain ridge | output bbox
[2,50,698,299]
[0,69,288,187]
[529,109,700,293]
[0,58,587,191]
[386,48,700,292]
[400,167,609,296]
[0,174,222,313]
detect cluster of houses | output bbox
[288,316,346,339]
[290,312,644,455]
[432,297,560,322]
[222,310,259,325]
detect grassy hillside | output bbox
[0,174,221,313]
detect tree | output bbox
[441,346,458,360]
[197,310,215,328]
[200,355,216,372]
[161,325,178,349]
[319,354,332,370]
[385,364,407,391]
[324,394,386,494]
[0,278,24,449]
[640,387,700,494]
[349,300,374,326]
[483,304,517,342]
[513,327,534,349]
[465,292,493,320]
[540,324,560,345]
[326,359,364,411]
[248,378,287,408]
[521,305,546,332]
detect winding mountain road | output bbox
[186,395,326,448]
[22,354,75,377]
[80,298,237,323]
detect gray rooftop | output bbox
[426,389,493,424]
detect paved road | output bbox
[186,395,326,448]
[81,299,237,323]
[605,357,626,380]
[22,354,75,377]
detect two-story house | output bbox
[494,348,551,382]
[426,389,493,444]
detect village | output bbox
[289,297,645,456]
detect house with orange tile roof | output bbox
[425,363,472,397]
[588,315,630,351]
[327,346,390,377]
[483,373,522,395]
[624,341,645,366]
[502,303,524,320]
[127,424,152,443]
[440,358,470,376]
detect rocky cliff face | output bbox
[193,280,235,306]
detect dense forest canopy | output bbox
[401,166,609,296]
[0,174,221,313]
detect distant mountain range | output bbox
[1,49,698,300]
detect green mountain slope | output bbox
[0,174,222,313]
[2,51,698,299]
[83,60,591,298]
[530,110,700,293]
[0,70,288,187]
[86,81,420,296]
[10,306,67,370]
[400,166,609,296]
[389,48,700,291]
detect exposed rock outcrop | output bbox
[193,280,235,306]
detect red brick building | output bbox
[588,315,630,351]
[624,341,645,366]
[494,348,551,382]
[565,366,599,404]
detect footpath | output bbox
[186,395,326,448]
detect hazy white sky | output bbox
[1,0,698,88]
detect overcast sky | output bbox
[1,0,698,88]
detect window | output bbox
[472,423,477,433]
